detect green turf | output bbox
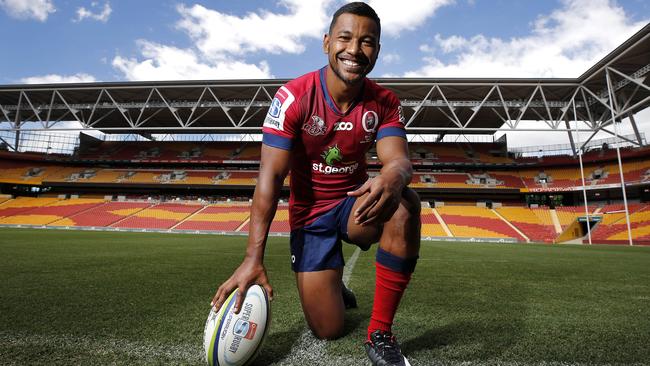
[0,228,649,365]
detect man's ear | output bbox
[323,33,330,54]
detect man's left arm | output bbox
[348,135,412,225]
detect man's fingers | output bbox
[359,195,388,225]
[263,284,274,302]
[233,285,249,314]
[347,180,371,197]
[211,285,227,309]
[354,190,380,218]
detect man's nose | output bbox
[346,39,361,55]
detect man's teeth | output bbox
[342,60,359,67]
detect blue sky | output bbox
[1,0,648,84]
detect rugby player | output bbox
[212,3,420,365]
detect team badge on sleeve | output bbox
[264,86,295,131]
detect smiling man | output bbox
[211,3,420,365]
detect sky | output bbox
[0,0,649,148]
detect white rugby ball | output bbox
[204,284,271,366]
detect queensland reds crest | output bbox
[362,111,378,133]
[303,115,327,136]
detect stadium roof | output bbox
[0,24,648,139]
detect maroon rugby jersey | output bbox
[262,67,406,229]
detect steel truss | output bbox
[0,70,647,136]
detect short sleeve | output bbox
[377,92,406,140]
[262,85,301,150]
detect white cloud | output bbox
[367,0,454,36]
[382,53,401,64]
[0,0,55,21]
[74,1,112,23]
[20,73,97,84]
[112,41,271,81]
[176,1,331,57]
[112,0,455,81]
[407,0,648,78]
[112,1,333,81]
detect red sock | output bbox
[367,262,412,340]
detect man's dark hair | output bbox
[329,2,381,37]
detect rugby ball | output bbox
[203,284,271,366]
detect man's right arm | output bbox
[211,143,291,313]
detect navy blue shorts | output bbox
[290,195,357,272]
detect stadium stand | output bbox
[175,204,250,231]
[0,198,105,225]
[437,206,526,241]
[420,208,449,237]
[112,203,202,229]
[589,204,650,244]
[50,201,152,227]
[496,206,556,242]
[2,138,649,244]
[239,205,290,233]
[0,197,61,218]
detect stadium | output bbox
[0,19,649,366]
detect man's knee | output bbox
[392,188,421,224]
[309,320,344,340]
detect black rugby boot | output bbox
[364,330,409,366]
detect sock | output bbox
[367,248,417,340]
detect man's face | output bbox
[324,13,380,86]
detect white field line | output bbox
[273,247,362,366]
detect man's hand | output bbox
[211,257,273,314]
[347,176,402,226]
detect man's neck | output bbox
[325,66,364,113]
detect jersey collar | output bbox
[319,66,365,117]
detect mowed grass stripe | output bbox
[1,229,649,365]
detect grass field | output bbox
[1,228,649,365]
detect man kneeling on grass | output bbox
[211,3,420,365]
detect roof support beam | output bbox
[564,118,577,156]
[628,113,644,146]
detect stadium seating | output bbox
[589,204,650,244]
[112,203,202,229]
[239,206,290,233]
[437,206,525,240]
[554,206,597,230]
[174,204,250,231]
[50,201,152,227]
[0,197,62,218]
[0,198,105,225]
[496,207,556,242]
[420,208,448,237]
